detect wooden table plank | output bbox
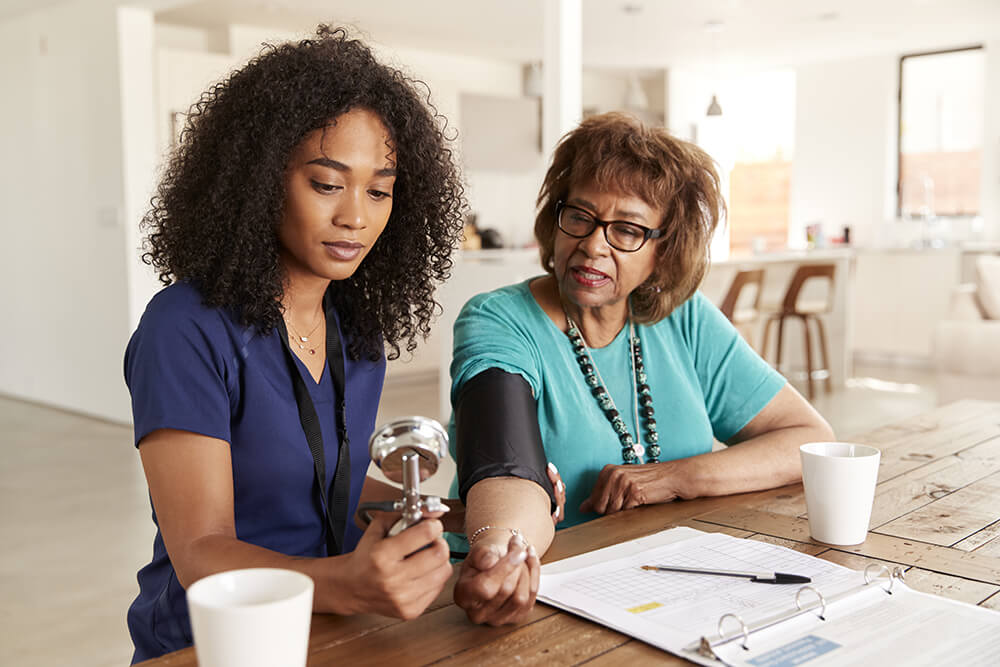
[306,603,554,666]
[876,411,1000,481]
[432,612,628,666]
[953,520,1000,553]
[695,507,1000,585]
[747,534,827,555]
[869,434,1000,528]
[856,400,999,451]
[900,568,1000,605]
[876,470,1000,546]
[583,639,692,666]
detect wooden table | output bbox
[140,399,1000,666]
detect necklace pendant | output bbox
[309,349,316,355]
[299,336,309,342]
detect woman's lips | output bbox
[323,241,363,261]
[570,266,611,287]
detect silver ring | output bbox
[864,563,890,585]
[886,566,906,593]
[717,613,750,649]
[795,585,827,619]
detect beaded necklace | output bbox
[564,308,660,464]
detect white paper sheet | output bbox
[539,528,1000,666]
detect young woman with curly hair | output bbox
[124,26,465,663]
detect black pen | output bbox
[640,564,811,584]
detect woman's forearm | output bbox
[465,477,554,555]
[672,421,833,499]
[170,533,359,614]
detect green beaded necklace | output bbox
[564,307,660,464]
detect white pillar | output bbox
[542,0,582,159]
[117,6,160,332]
[981,39,1000,241]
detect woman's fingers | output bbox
[547,462,566,525]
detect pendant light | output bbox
[705,19,724,117]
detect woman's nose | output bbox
[578,223,611,256]
[335,189,366,228]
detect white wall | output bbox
[983,40,1000,238]
[0,0,154,423]
[789,54,898,248]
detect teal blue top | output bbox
[449,278,786,530]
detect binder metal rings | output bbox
[863,563,905,594]
[717,613,750,650]
[795,585,827,620]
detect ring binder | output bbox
[716,613,750,650]
[690,566,904,660]
[795,586,827,620]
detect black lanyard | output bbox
[277,298,351,556]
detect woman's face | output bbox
[553,181,663,315]
[278,107,396,284]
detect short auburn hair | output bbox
[534,112,723,323]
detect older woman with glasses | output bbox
[449,112,833,625]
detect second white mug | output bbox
[800,441,881,546]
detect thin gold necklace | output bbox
[285,311,323,355]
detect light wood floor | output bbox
[0,363,937,666]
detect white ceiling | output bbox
[154,0,1000,71]
[3,0,997,70]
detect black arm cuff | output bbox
[454,368,557,512]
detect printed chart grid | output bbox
[552,533,859,637]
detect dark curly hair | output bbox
[534,112,723,323]
[143,25,465,360]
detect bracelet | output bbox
[467,525,521,547]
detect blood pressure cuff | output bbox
[454,367,557,512]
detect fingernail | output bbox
[554,506,561,519]
[548,462,558,474]
[511,548,528,565]
[528,544,538,558]
[556,480,565,493]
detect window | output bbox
[898,46,984,218]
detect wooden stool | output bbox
[761,264,836,400]
[720,269,764,350]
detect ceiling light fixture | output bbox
[622,4,648,111]
[704,19,725,117]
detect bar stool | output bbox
[761,264,836,400]
[719,269,764,351]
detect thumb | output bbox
[358,510,397,547]
[469,542,504,570]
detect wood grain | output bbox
[876,470,1000,546]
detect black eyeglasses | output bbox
[555,201,664,252]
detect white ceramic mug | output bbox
[800,442,881,546]
[187,568,314,667]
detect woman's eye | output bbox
[570,213,593,224]
[310,180,341,194]
[369,189,392,200]
[617,225,643,238]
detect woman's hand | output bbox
[335,511,453,620]
[579,462,684,515]
[547,462,566,525]
[453,532,540,626]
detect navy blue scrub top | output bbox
[124,282,384,663]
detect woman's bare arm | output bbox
[139,428,452,619]
[581,384,833,514]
